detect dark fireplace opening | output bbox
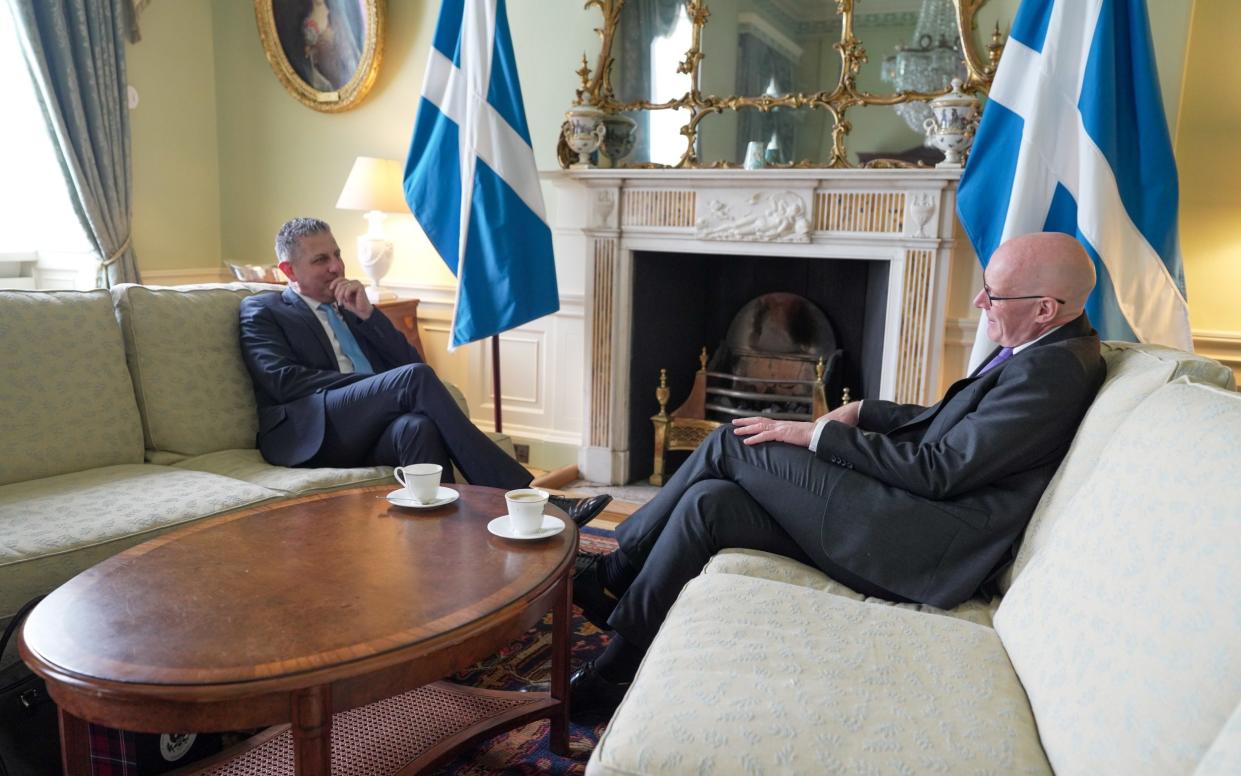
[628,251,888,483]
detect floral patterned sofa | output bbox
[588,343,1241,775]
[0,285,503,643]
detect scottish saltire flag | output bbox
[958,0,1191,368]
[404,0,558,349]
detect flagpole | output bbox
[491,334,502,433]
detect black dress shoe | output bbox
[572,552,618,630]
[569,660,631,720]
[547,494,613,528]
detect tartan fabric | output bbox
[89,723,137,775]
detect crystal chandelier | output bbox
[881,0,967,139]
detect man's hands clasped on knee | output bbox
[732,401,861,448]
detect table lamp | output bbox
[335,156,409,302]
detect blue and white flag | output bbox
[404,0,558,349]
[958,0,1191,368]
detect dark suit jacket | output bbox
[238,287,423,466]
[813,314,1105,608]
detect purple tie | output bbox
[979,346,1014,375]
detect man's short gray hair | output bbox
[275,217,331,263]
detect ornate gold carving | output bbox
[252,0,385,113]
[569,0,998,168]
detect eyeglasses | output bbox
[981,285,1066,306]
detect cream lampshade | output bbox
[335,156,409,302]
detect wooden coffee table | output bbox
[18,484,577,775]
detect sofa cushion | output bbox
[173,449,392,495]
[1002,342,1235,592]
[704,549,998,627]
[112,284,266,459]
[994,379,1241,774]
[0,291,144,486]
[590,573,1050,775]
[0,464,277,624]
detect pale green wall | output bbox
[1176,0,1241,333]
[208,0,596,291]
[127,0,221,272]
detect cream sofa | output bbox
[0,284,509,640]
[589,343,1241,775]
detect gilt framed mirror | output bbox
[567,0,1005,168]
[254,0,386,112]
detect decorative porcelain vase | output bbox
[564,106,607,168]
[599,113,638,167]
[922,78,980,168]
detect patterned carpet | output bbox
[563,479,659,506]
[433,525,618,775]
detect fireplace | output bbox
[550,168,960,484]
[627,251,889,482]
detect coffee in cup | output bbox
[395,463,443,503]
[504,488,549,535]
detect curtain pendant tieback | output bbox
[100,234,133,268]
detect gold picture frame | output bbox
[254,0,386,113]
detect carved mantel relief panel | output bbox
[695,191,812,243]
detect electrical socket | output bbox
[514,443,530,464]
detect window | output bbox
[0,2,94,288]
[648,4,694,167]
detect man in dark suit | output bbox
[238,217,609,523]
[569,232,1107,715]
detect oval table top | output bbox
[20,484,576,691]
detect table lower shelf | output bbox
[185,681,560,775]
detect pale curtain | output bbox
[8,0,140,286]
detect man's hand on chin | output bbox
[330,278,373,320]
[731,417,815,447]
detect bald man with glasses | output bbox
[568,232,1108,718]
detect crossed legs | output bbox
[572,426,896,713]
[307,363,532,490]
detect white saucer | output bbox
[486,515,566,541]
[386,486,459,509]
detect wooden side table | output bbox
[376,298,425,358]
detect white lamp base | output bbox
[357,235,396,304]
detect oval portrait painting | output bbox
[254,0,385,112]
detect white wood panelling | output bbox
[142,267,231,285]
[384,280,585,449]
[1193,330,1241,384]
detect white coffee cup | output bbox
[505,488,549,536]
[395,463,442,503]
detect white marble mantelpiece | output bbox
[545,168,961,484]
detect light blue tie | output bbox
[318,303,374,374]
